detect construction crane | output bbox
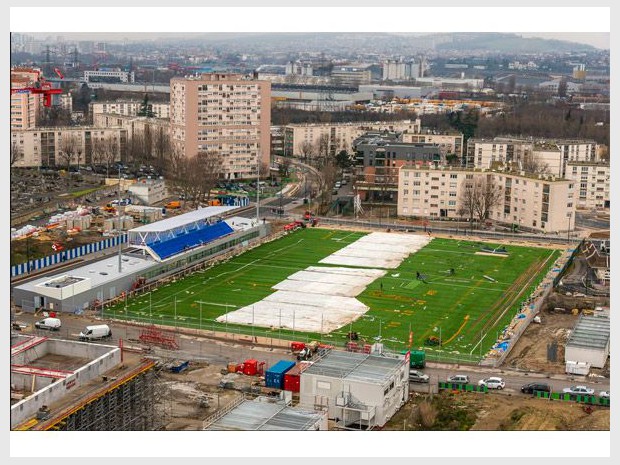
[54,67,64,79]
[11,83,62,107]
[11,73,62,107]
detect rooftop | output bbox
[204,397,324,431]
[303,350,404,384]
[129,206,238,234]
[566,314,610,350]
[15,252,154,294]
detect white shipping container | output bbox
[565,361,591,376]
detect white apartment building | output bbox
[170,73,271,180]
[90,100,171,121]
[397,165,576,233]
[467,137,598,178]
[565,161,610,209]
[10,127,127,168]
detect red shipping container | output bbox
[243,359,258,376]
[283,365,301,393]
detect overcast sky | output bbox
[18,32,610,50]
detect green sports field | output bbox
[105,228,560,360]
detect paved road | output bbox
[14,312,610,398]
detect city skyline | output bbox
[15,31,610,50]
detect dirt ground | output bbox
[385,390,609,431]
[156,361,266,431]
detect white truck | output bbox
[34,317,61,331]
[79,324,112,341]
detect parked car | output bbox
[446,374,470,384]
[478,377,505,390]
[562,385,594,395]
[409,370,430,383]
[521,382,551,394]
[34,317,61,331]
[599,391,610,399]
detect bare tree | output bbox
[58,133,80,169]
[316,160,338,214]
[90,137,106,168]
[298,140,315,164]
[152,127,171,173]
[102,135,119,178]
[126,132,149,167]
[472,175,503,224]
[10,141,23,167]
[195,151,224,205]
[520,154,549,174]
[317,133,330,167]
[458,178,479,229]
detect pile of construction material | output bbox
[103,215,134,232]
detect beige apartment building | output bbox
[397,165,576,233]
[288,119,422,157]
[402,130,463,157]
[11,127,127,168]
[90,100,171,121]
[467,137,598,178]
[11,68,44,130]
[566,161,610,210]
[170,73,271,180]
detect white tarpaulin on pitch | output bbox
[319,232,431,269]
[216,267,386,332]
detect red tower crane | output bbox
[54,67,64,79]
[11,80,62,107]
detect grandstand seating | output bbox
[149,221,234,260]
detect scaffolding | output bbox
[29,359,171,431]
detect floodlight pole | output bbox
[256,152,260,222]
[118,167,122,273]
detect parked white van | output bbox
[34,317,61,331]
[79,324,112,341]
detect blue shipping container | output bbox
[265,360,296,389]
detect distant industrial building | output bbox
[382,59,421,81]
[84,69,135,84]
[331,65,372,87]
[203,395,327,431]
[299,350,409,430]
[170,73,271,180]
[271,83,372,112]
[564,314,610,369]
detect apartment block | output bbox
[566,161,610,209]
[397,165,576,233]
[354,134,443,203]
[287,119,422,158]
[11,68,44,130]
[170,73,271,180]
[467,137,598,178]
[11,127,127,168]
[402,130,463,157]
[90,100,171,121]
